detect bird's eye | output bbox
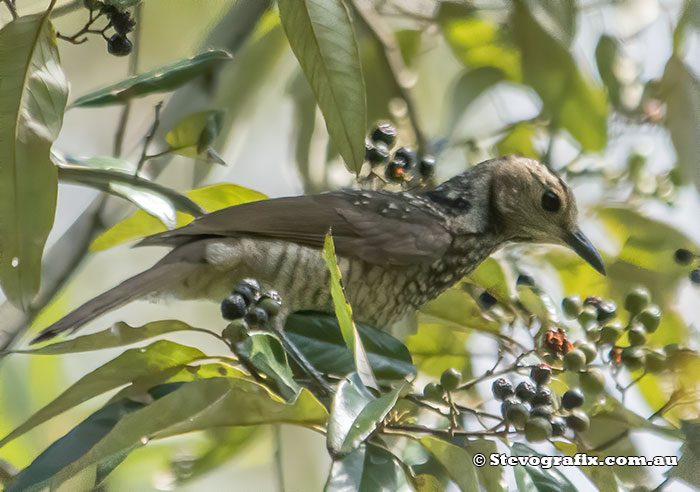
[541,190,561,212]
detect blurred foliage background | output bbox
[1,0,700,491]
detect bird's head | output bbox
[487,155,605,275]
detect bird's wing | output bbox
[138,191,452,266]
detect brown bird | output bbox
[33,155,604,344]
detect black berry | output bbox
[561,388,585,410]
[530,364,552,386]
[221,294,247,320]
[530,405,553,421]
[674,248,694,265]
[370,122,397,147]
[109,10,135,35]
[385,160,406,182]
[596,300,617,322]
[365,142,390,166]
[551,417,567,437]
[532,387,553,407]
[233,285,256,306]
[515,381,537,402]
[478,291,497,310]
[516,273,535,287]
[419,155,436,178]
[107,34,132,56]
[491,378,514,400]
[691,269,700,285]
[245,307,269,326]
[393,147,417,170]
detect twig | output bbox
[136,102,164,175]
[384,423,517,438]
[113,3,142,156]
[2,0,17,19]
[351,0,428,153]
[274,425,285,492]
[56,8,107,44]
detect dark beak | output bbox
[564,228,606,275]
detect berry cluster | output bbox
[673,248,700,285]
[561,286,666,373]
[492,364,588,443]
[422,368,463,403]
[364,123,435,183]
[220,279,282,342]
[69,1,136,56]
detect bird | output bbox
[32,155,605,344]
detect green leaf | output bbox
[103,0,141,7]
[0,340,205,448]
[466,439,505,492]
[328,373,405,456]
[405,323,472,378]
[235,333,300,401]
[595,35,623,109]
[418,283,500,334]
[285,312,415,380]
[497,122,539,159]
[0,12,68,309]
[323,234,377,389]
[325,444,405,491]
[90,183,267,251]
[419,437,479,492]
[449,67,505,133]
[511,1,607,151]
[71,50,232,107]
[674,0,700,52]
[524,0,576,47]
[511,443,578,492]
[35,378,327,489]
[278,0,366,174]
[165,110,226,165]
[467,257,512,305]
[18,320,210,355]
[659,55,700,190]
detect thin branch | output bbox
[274,425,285,492]
[136,102,164,175]
[2,0,17,19]
[113,2,142,156]
[384,423,517,438]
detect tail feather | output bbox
[31,262,196,344]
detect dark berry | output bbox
[551,417,567,437]
[532,387,553,407]
[691,269,700,285]
[500,398,516,418]
[239,278,261,295]
[636,305,661,333]
[530,405,552,421]
[370,122,397,146]
[583,296,602,308]
[233,285,256,306]
[566,409,590,432]
[624,286,650,314]
[478,291,497,310]
[393,147,417,169]
[423,382,445,403]
[516,273,535,287]
[221,294,247,320]
[245,307,269,326]
[491,378,514,400]
[419,155,436,178]
[107,34,132,56]
[365,141,390,166]
[530,364,552,386]
[562,388,585,410]
[562,295,582,319]
[515,381,537,402]
[596,300,617,322]
[109,10,136,35]
[525,417,552,442]
[440,368,462,391]
[674,248,694,265]
[385,160,406,182]
[257,297,281,318]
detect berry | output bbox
[393,147,417,169]
[245,307,269,326]
[627,322,647,346]
[239,278,261,295]
[562,388,585,410]
[385,160,406,182]
[365,142,389,166]
[516,273,535,287]
[578,343,598,364]
[530,364,552,386]
[107,34,132,56]
[234,285,256,306]
[440,368,462,391]
[621,346,646,371]
[221,294,247,320]
[515,381,537,402]
[504,402,529,427]
[562,295,582,319]
[419,155,436,179]
[580,368,605,395]
[221,319,248,344]
[583,296,602,307]
[109,10,136,35]
[585,326,601,343]
[551,417,567,437]
[478,291,497,310]
[532,387,553,407]
[491,378,514,400]
[690,269,700,285]
[257,296,282,318]
[645,350,667,373]
[370,122,397,146]
[578,306,598,327]
[636,305,661,333]
[525,417,552,442]
[624,286,650,314]
[674,248,694,265]
[530,405,552,421]
[423,382,445,403]
[566,410,590,432]
[563,349,586,372]
[599,321,623,345]
[500,398,517,418]
[596,300,617,322]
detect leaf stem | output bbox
[137,101,164,175]
[2,0,17,19]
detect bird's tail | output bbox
[31,255,201,345]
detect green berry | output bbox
[566,409,590,432]
[530,405,553,421]
[580,368,606,395]
[222,319,248,344]
[645,350,667,373]
[627,322,647,346]
[585,326,601,343]
[600,321,623,345]
[578,306,598,326]
[257,296,282,318]
[621,346,646,371]
[624,286,650,314]
[563,349,587,372]
[515,381,537,402]
[423,383,445,403]
[578,343,598,363]
[505,402,529,427]
[674,248,694,265]
[636,305,661,333]
[440,368,462,391]
[562,388,585,410]
[562,295,582,319]
[525,417,552,442]
[530,364,552,386]
[491,378,514,400]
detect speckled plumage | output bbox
[34,155,604,343]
